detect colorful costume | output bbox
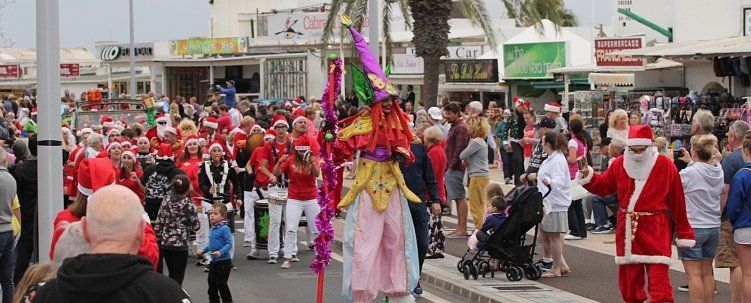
[577,125,694,303]
[337,15,420,303]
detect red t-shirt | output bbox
[523,125,535,157]
[249,148,269,188]
[279,157,318,201]
[180,157,204,205]
[427,144,447,204]
[116,169,144,204]
[260,140,291,169]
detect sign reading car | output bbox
[100,45,122,61]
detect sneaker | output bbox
[504,178,512,185]
[242,241,252,247]
[308,244,314,250]
[413,283,423,296]
[203,266,209,273]
[232,266,238,271]
[534,259,553,271]
[290,255,300,262]
[281,260,291,269]
[564,234,582,240]
[196,259,206,266]
[678,285,688,292]
[585,223,597,231]
[592,225,614,234]
[267,257,278,264]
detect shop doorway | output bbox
[166,67,210,101]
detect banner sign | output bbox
[595,37,645,67]
[406,46,484,59]
[392,54,424,74]
[0,65,19,78]
[97,43,154,62]
[503,42,566,79]
[265,10,407,41]
[60,64,80,77]
[169,37,248,56]
[443,59,499,83]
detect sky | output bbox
[0,0,615,51]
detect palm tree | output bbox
[320,0,497,108]
[503,0,579,29]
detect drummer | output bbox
[198,143,238,233]
[272,135,320,269]
[257,115,293,265]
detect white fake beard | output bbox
[157,124,165,139]
[623,146,657,180]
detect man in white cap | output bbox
[428,107,447,137]
[577,125,695,303]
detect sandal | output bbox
[446,232,469,239]
[541,272,561,278]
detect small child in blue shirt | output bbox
[468,196,508,250]
[198,203,233,303]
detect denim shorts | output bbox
[678,227,720,261]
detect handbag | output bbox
[570,179,590,201]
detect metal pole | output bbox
[368,0,380,60]
[128,0,136,98]
[107,63,113,98]
[36,0,62,263]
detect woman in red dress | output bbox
[117,150,145,204]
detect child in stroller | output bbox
[467,196,507,250]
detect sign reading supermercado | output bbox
[443,59,499,83]
[503,42,566,79]
[595,37,644,67]
[96,43,154,62]
[169,37,248,56]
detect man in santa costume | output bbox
[543,101,567,134]
[577,125,695,303]
[144,113,173,146]
[200,116,220,143]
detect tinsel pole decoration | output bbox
[312,54,342,303]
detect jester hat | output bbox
[340,15,413,152]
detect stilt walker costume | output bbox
[577,125,695,303]
[337,15,421,303]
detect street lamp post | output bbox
[368,0,379,60]
[129,0,136,98]
[36,0,63,263]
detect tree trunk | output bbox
[422,54,441,108]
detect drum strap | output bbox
[205,160,229,197]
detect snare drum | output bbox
[253,199,270,249]
[268,189,288,206]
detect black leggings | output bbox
[159,248,189,285]
[568,199,587,238]
[208,259,233,303]
[510,142,524,184]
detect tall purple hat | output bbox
[341,15,398,104]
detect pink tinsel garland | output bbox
[311,57,343,274]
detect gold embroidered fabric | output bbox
[338,158,421,212]
[339,113,373,140]
[620,208,661,241]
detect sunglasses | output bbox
[628,147,648,154]
[158,122,167,125]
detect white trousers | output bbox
[268,202,284,258]
[283,198,320,259]
[243,190,267,255]
[195,201,213,253]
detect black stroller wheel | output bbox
[506,266,523,282]
[469,263,479,280]
[524,266,542,280]
[457,260,465,273]
[462,264,470,280]
[479,262,488,278]
[490,267,495,278]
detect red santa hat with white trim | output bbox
[250,124,265,134]
[544,102,562,114]
[203,117,219,129]
[155,113,169,124]
[626,125,653,146]
[264,129,276,141]
[271,115,289,129]
[294,135,311,151]
[100,116,114,128]
[30,108,37,116]
[185,134,199,146]
[156,143,175,160]
[163,125,178,136]
[208,142,225,155]
[77,158,117,196]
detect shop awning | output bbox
[587,73,634,87]
[439,83,507,92]
[530,81,565,89]
[612,36,751,58]
[549,58,682,74]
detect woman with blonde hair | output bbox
[177,119,197,142]
[460,117,491,228]
[607,109,629,142]
[13,263,55,303]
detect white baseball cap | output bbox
[428,107,442,120]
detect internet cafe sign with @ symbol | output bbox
[97,43,154,62]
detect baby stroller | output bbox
[457,185,547,281]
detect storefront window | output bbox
[264,58,307,99]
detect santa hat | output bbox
[185,134,199,146]
[626,125,653,146]
[156,143,175,160]
[293,107,305,118]
[250,124,265,134]
[513,96,530,109]
[264,129,276,141]
[203,117,219,129]
[121,150,135,159]
[76,127,94,137]
[100,116,114,127]
[292,97,303,107]
[544,102,562,114]
[272,115,289,128]
[229,127,245,138]
[155,113,169,124]
[61,126,71,134]
[77,158,117,196]
[136,136,150,145]
[198,137,207,145]
[120,140,132,149]
[30,108,37,116]
[163,126,178,136]
[294,135,311,151]
[208,143,225,155]
[105,142,122,154]
[106,128,121,137]
[292,115,307,126]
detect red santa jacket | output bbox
[579,154,695,265]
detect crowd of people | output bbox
[3,84,751,303]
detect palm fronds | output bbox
[458,0,498,51]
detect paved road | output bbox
[180,220,461,303]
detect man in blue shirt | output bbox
[215,80,237,108]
